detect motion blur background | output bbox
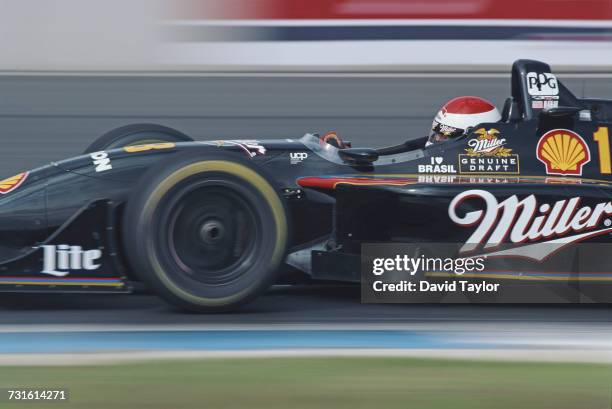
[0,2,611,408]
[0,0,611,176]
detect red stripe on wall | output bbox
[177,0,612,20]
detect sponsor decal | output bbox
[124,142,176,153]
[227,140,266,157]
[290,152,308,164]
[449,189,612,260]
[199,140,267,157]
[207,140,267,157]
[532,99,558,109]
[0,172,28,194]
[40,244,102,277]
[437,123,458,136]
[526,72,559,96]
[536,129,590,176]
[431,120,462,139]
[527,72,559,109]
[90,151,112,172]
[418,156,457,174]
[459,128,519,174]
[465,128,510,157]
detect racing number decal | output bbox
[593,127,611,174]
[124,142,176,153]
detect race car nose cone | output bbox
[199,220,225,245]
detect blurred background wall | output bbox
[165,0,612,71]
[0,0,609,71]
[0,0,162,71]
[0,0,610,176]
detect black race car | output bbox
[1,59,611,311]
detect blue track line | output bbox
[0,330,491,354]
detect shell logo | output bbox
[536,129,591,176]
[0,172,29,194]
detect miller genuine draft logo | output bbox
[465,128,512,157]
[536,129,590,176]
[459,129,519,174]
[0,172,28,194]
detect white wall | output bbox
[0,0,162,70]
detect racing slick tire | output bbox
[122,151,289,312]
[83,123,193,154]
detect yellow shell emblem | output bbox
[537,130,590,176]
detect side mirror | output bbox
[539,106,581,119]
[338,148,379,165]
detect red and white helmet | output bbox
[426,96,501,146]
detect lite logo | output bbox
[90,151,112,172]
[449,190,612,260]
[290,152,308,164]
[526,72,558,96]
[41,245,102,277]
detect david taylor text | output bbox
[373,280,500,294]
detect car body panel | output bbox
[1,59,612,293]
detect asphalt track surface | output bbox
[0,73,611,325]
[0,286,610,325]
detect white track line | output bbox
[0,349,610,366]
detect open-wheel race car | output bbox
[1,59,612,311]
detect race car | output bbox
[1,59,611,311]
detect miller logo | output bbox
[465,128,511,157]
[459,129,519,174]
[536,129,590,176]
[0,172,28,194]
[449,190,612,260]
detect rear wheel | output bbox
[83,123,193,154]
[122,151,288,312]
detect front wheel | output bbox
[122,151,289,312]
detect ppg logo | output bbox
[290,152,308,164]
[526,72,558,96]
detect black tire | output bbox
[122,151,289,312]
[83,123,193,154]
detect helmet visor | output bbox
[427,121,464,145]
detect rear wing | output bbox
[511,59,582,120]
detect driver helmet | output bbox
[426,96,501,146]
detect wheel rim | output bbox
[161,180,260,286]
